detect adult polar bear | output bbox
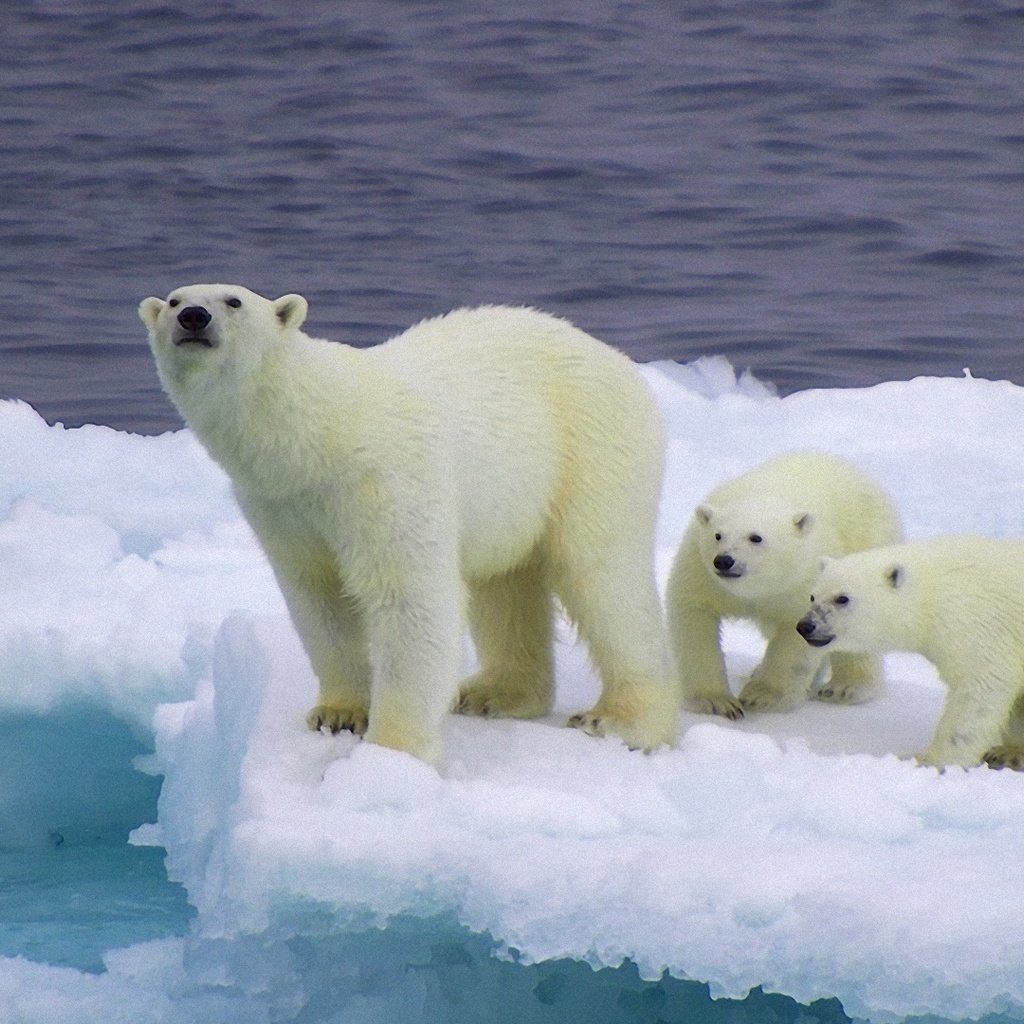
[140,285,676,765]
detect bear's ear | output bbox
[816,555,832,574]
[273,293,308,331]
[885,564,904,589]
[138,297,165,329]
[793,511,813,533]
[695,504,715,526]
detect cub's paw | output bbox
[813,679,880,705]
[306,703,369,736]
[982,745,1024,771]
[685,692,744,720]
[738,679,799,714]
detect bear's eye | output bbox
[834,594,850,606]
[225,296,242,309]
[749,534,763,544]
[714,532,723,542]
[168,298,180,308]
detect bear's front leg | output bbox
[238,494,373,739]
[362,588,463,765]
[283,579,372,738]
[669,606,744,720]
[739,628,824,713]
[918,670,1020,768]
[812,652,883,705]
[983,693,1024,770]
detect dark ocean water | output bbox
[3,0,1024,433]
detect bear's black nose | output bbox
[796,616,816,639]
[713,554,735,573]
[177,305,212,332]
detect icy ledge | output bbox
[136,612,1024,1022]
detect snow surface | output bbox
[3,359,1024,1022]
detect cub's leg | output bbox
[738,628,825,713]
[920,669,1021,767]
[982,691,1024,770]
[814,652,884,705]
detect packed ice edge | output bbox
[2,358,1024,1022]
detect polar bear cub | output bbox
[140,285,676,765]
[799,536,1024,769]
[666,451,901,718]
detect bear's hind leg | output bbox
[555,556,676,750]
[814,652,884,705]
[457,553,555,719]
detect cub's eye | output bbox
[714,532,722,542]
[834,594,850,606]
[168,298,180,308]
[225,297,242,309]
[749,534,763,544]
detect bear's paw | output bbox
[685,692,745,720]
[456,666,553,720]
[982,745,1024,771]
[306,702,370,737]
[738,678,803,714]
[567,694,676,752]
[812,678,880,705]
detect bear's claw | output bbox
[687,694,744,720]
[306,704,369,737]
[982,745,1024,771]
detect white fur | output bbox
[801,536,1024,768]
[140,285,676,764]
[666,451,901,718]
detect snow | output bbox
[3,361,1024,1022]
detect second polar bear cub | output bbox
[798,537,1024,769]
[140,285,676,766]
[666,451,901,718]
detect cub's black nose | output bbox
[796,617,816,639]
[713,554,735,573]
[177,305,212,332]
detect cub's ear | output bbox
[793,511,814,533]
[138,297,165,329]
[273,293,308,331]
[816,555,832,574]
[695,504,715,526]
[885,564,904,589]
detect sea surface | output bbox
[3,0,1024,434]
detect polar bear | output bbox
[140,285,676,765]
[799,536,1024,769]
[666,451,901,718]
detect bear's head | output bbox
[694,496,818,600]
[139,284,308,388]
[797,551,905,652]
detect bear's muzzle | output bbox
[796,614,833,647]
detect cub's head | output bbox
[139,284,308,388]
[695,496,817,600]
[797,550,906,652]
